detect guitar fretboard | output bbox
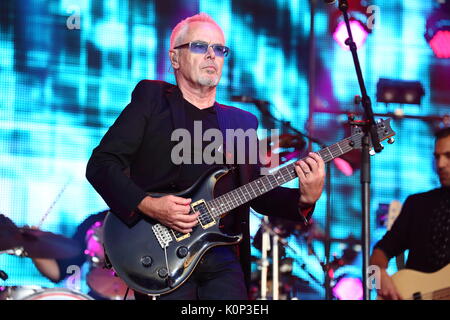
[206,136,355,218]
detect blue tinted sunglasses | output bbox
[174,41,230,57]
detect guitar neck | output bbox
[208,135,355,218]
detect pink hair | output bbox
[170,13,224,49]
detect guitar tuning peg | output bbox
[388,137,395,144]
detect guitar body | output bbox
[103,166,242,296]
[378,264,450,300]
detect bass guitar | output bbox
[378,264,450,300]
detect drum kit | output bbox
[84,220,132,300]
[0,213,131,300]
[250,214,361,300]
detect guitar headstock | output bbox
[350,118,396,152]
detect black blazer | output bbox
[86,80,309,288]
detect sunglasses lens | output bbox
[190,42,208,54]
[213,45,229,57]
[188,42,229,57]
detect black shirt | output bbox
[176,100,222,190]
[374,187,450,273]
[175,99,240,235]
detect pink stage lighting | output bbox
[333,157,354,176]
[424,3,450,59]
[428,30,450,59]
[333,20,368,50]
[332,277,363,300]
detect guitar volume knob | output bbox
[177,246,189,258]
[140,256,153,268]
[157,267,168,278]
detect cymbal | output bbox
[1,214,81,259]
[0,215,22,251]
[0,227,81,259]
[18,228,82,259]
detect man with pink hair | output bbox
[86,13,325,300]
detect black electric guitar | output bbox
[103,119,396,296]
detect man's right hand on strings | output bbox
[138,195,199,234]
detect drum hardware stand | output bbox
[258,217,299,300]
[260,217,270,300]
[303,234,336,296]
[272,232,279,300]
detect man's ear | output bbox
[169,50,179,69]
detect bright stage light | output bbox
[332,277,363,300]
[328,0,373,50]
[428,30,450,59]
[425,3,450,59]
[332,19,368,50]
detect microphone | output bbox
[230,95,270,105]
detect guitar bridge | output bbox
[152,223,173,249]
[191,199,216,229]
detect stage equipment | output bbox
[376,78,425,106]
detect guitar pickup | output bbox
[172,231,190,242]
[191,199,216,229]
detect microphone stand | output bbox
[336,0,383,300]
